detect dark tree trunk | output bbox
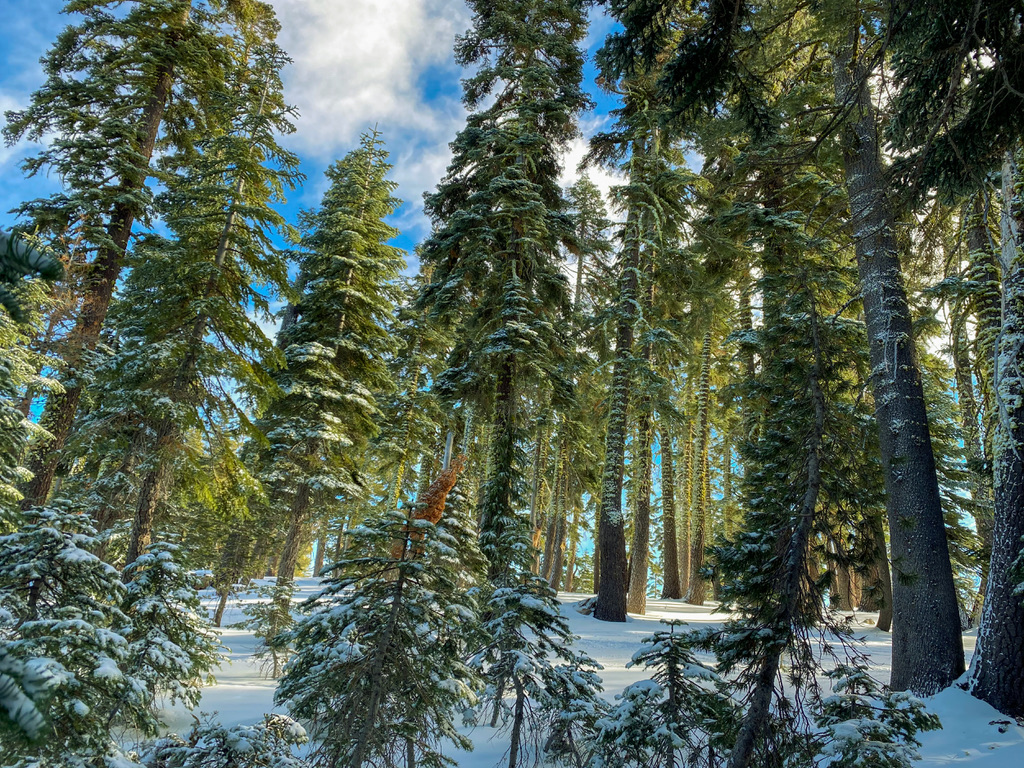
[277,482,313,588]
[969,153,1024,718]
[679,417,693,598]
[480,354,518,582]
[595,210,641,622]
[660,425,682,599]
[123,422,177,572]
[626,406,653,614]
[833,40,964,693]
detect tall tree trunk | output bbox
[679,417,693,597]
[952,312,993,602]
[969,151,1024,718]
[277,482,313,589]
[22,11,188,509]
[832,39,964,693]
[858,509,894,631]
[529,423,550,573]
[660,425,682,599]
[313,530,328,576]
[686,334,713,605]
[123,423,177,570]
[595,209,641,622]
[480,354,518,582]
[626,405,654,614]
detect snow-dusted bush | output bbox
[0,507,153,766]
[277,509,482,768]
[591,621,735,768]
[472,574,605,768]
[815,665,941,768]
[121,542,223,708]
[141,713,308,768]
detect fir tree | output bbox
[418,0,590,580]
[142,713,309,768]
[471,574,605,768]
[0,508,153,765]
[258,129,404,593]
[5,0,242,508]
[591,621,736,768]
[277,507,483,768]
[120,542,222,710]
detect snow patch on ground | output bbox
[168,580,1024,767]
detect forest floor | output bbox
[161,577,1024,766]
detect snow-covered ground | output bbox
[168,578,1024,766]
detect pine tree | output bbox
[277,507,483,768]
[142,714,309,768]
[472,575,605,768]
[71,6,301,568]
[258,129,404,592]
[5,0,238,508]
[0,508,154,764]
[418,0,590,580]
[591,621,736,768]
[120,542,222,710]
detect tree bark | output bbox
[626,406,653,614]
[594,209,640,622]
[832,39,964,693]
[969,151,1024,718]
[660,425,682,599]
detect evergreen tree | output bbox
[120,542,222,710]
[5,0,243,508]
[418,0,590,580]
[472,575,605,768]
[259,129,404,591]
[70,6,301,568]
[277,507,482,768]
[143,714,309,768]
[591,621,736,768]
[0,508,153,765]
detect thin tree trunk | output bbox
[277,482,313,588]
[660,425,682,599]
[679,417,693,598]
[833,39,964,693]
[686,334,712,605]
[969,151,1024,718]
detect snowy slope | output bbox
[169,580,1024,767]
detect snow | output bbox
[168,580,1024,767]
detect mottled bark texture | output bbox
[685,333,713,606]
[969,153,1024,718]
[832,40,964,694]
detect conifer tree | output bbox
[72,6,301,568]
[259,129,403,591]
[5,0,240,507]
[0,508,154,764]
[277,507,482,768]
[418,0,589,580]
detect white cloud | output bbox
[272,0,470,239]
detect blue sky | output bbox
[0,0,623,268]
